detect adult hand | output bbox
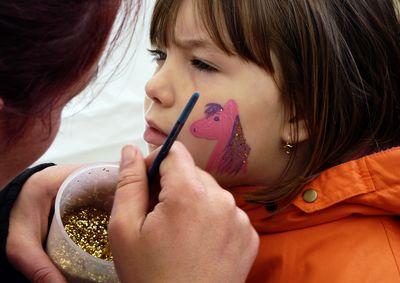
[109,143,260,283]
[7,164,82,283]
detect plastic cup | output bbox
[46,163,120,283]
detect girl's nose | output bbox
[145,68,175,107]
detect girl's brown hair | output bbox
[151,0,400,208]
[0,0,141,144]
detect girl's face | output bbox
[144,0,297,188]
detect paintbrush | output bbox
[147,92,200,207]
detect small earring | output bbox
[283,142,294,155]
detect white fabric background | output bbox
[37,3,155,165]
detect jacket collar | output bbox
[293,146,400,213]
[232,147,400,233]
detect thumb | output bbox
[110,145,149,232]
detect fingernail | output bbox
[121,146,137,167]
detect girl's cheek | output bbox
[188,99,251,176]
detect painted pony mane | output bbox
[219,116,251,175]
[202,102,250,175]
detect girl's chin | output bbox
[147,143,158,152]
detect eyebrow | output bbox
[173,38,216,51]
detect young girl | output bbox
[143,0,400,281]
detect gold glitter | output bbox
[62,206,113,261]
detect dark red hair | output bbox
[0,0,140,143]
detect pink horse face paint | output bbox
[190,100,251,175]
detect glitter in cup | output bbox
[46,164,120,283]
[63,206,113,261]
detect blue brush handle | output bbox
[147,92,200,203]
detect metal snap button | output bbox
[302,189,318,203]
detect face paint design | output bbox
[190,100,251,175]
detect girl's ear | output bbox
[223,99,238,117]
[281,117,309,145]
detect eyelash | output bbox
[190,59,217,72]
[148,48,218,73]
[148,49,166,61]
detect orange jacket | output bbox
[233,147,400,283]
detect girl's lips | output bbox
[143,126,168,146]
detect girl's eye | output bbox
[148,49,166,62]
[213,116,220,121]
[191,59,217,72]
